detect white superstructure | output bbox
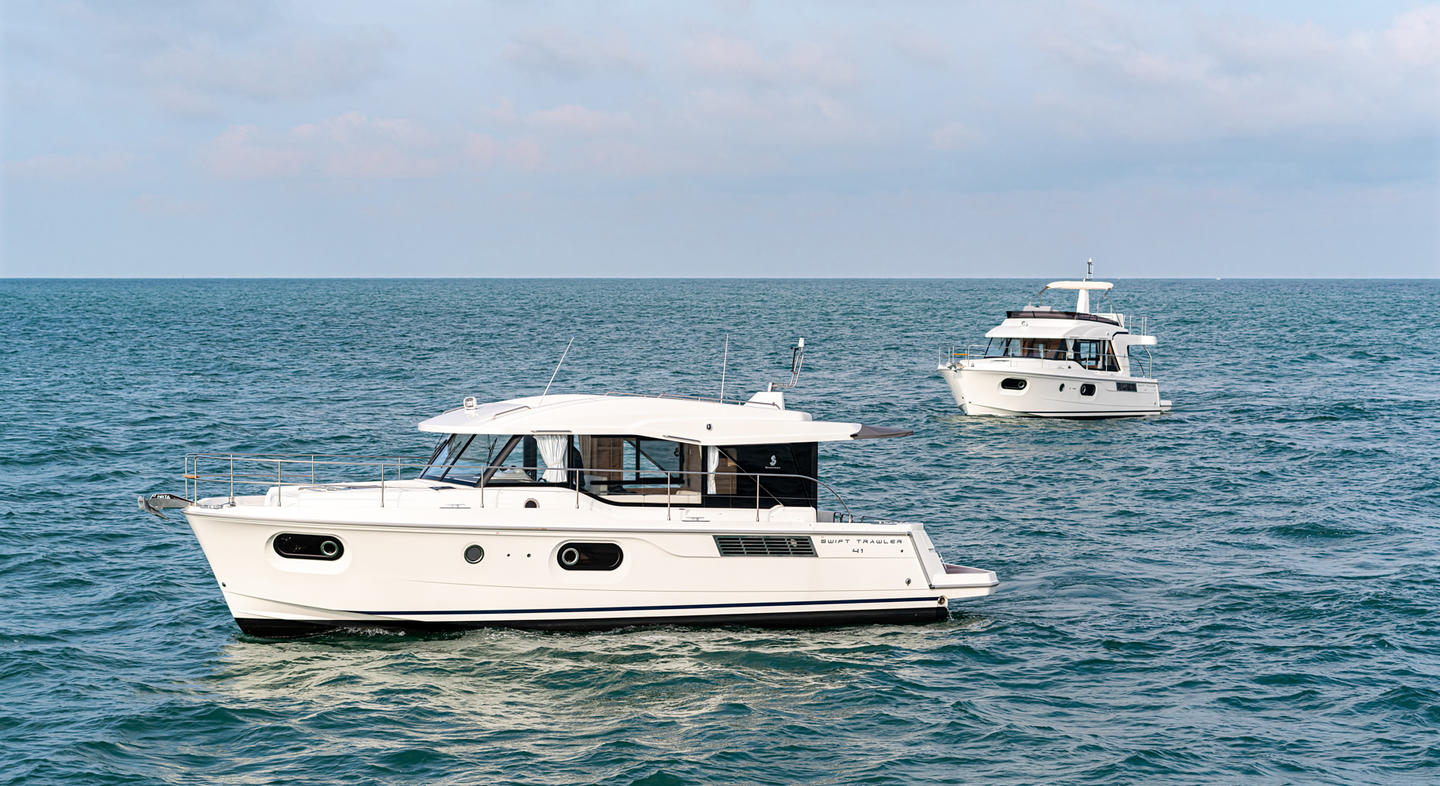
[142,386,997,637]
[939,265,1172,418]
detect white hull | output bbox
[939,361,1170,418]
[184,482,996,636]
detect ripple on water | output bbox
[2,278,1438,784]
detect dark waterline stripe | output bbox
[350,595,942,617]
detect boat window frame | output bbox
[421,434,574,488]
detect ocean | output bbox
[2,278,1437,784]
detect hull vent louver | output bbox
[713,535,817,557]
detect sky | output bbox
[2,0,1437,278]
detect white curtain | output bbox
[706,446,720,494]
[537,435,569,483]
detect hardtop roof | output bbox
[417,393,910,445]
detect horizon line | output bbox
[3,275,1437,281]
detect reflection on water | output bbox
[187,618,998,782]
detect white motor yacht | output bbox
[939,263,1171,418]
[141,352,997,637]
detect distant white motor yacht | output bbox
[939,263,1171,418]
[142,343,997,637]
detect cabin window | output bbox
[1019,339,1067,360]
[1073,340,1119,371]
[984,338,1016,357]
[1080,383,1096,396]
[576,436,702,500]
[421,434,571,486]
[703,443,818,509]
[1116,382,1138,392]
[1000,378,1027,390]
[987,338,1068,360]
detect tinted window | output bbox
[577,436,700,498]
[705,442,818,509]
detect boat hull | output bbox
[186,505,993,638]
[939,362,1170,418]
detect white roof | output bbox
[417,393,909,445]
[1046,280,1113,291]
[986,317,1124,340]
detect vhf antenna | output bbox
[539,336,574,404]
[767,337,806,391]
[719,333,730,401]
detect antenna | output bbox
[1085,257,1094,280]
[719,333,730,400]
[767,337,806,391]
[539,336,574,404]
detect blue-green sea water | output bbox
[3,278,1438,784]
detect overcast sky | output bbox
[3,1,1437,277]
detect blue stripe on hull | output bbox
[236,604,950,638]
[348,595,943,617]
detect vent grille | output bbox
[713,535,817,557]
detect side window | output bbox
[421,435,470,481]
[703,443,818,509]
[577,436,698,499]
[1075,340,1117,370]
[446,434,513,485]
[488,435,573,484]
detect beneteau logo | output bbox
[768,455,778,467]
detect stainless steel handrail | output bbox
[182,453,857,521]
[601,391,781,409]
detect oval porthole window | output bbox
[464,544,485,564]
[556,542,623,571]
[274,533,344,561]
[1000,378,1027,391]
[1080,383,1096,396]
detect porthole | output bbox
[1000,378,1027,391]
[274,533,344,561]
[464,544,485,564]
[1059,383,1065,392]
[524,499,538,509]
[556,542,623,571]
[1080,383,1096,396]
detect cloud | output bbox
[133,28,395,116]
[1038,5,1440,142]
[200,113,445,179]
[890,30,953,67]
[684,36,857,90]
[6,152,135,180]
[503,29,643,79]
[132,193,204,216]
[931,122,981,151]
[527,105,636,135]
[198,125,309,179]
[683,88,875,145]
[463,133,544,171]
